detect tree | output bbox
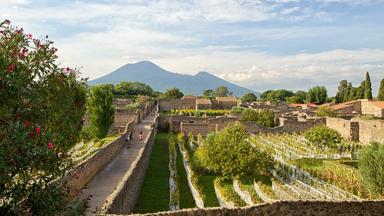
[203,89,215,99]
[113,81,154,97]
[365,72,373,100]
[315,106,337,117]
[215,86,230,97]
[0,20,87,215]
[304,126,342,149]
[359,142,384,196]
[260,89,294,102]
[286,96,303,104]
[240,109,275,127]
[162,87,184,99]
[88,84,115,139]
[307,86,327,104]
[377,79,384,100]
[335,80,348,103]
[195,123,273,179]
[295,91,307,103]
[241,92,257,103]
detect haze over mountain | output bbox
[89,61,259,97]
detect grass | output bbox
[239,178,263,203]
[133,132,170,214]
[215,178,246,207]
[197,175,220,207]
[176,142,196,209]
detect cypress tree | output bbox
[359,80,365,99]
[365,72,373,100]
[378,78,384,100]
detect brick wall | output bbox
[159,99,196,111]
[361,100,384,117]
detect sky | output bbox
[1,0,384,95]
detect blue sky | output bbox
[1,0,384,95]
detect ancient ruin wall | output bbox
[65,120,135,197]
[100,114,159,214]
[159,99,196,111]
[361,100,383,117]
[353,118,384,144]
[121,200,384,216]
[326,117,359,141]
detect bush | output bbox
[195,123,273,179]
[0,20,87,215]
[304,125,342,149]
[88,84,115,139]
[240,109,275,127]
[359,142,384,196]
[316,106,337,117]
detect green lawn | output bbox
[198,175,220,207]
[176,144,196,209]
[133,132,170,214]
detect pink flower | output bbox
[65,67,71,72]
[4,19,10,25]
[48,142,54,150]
[29,132,35,140]
[27,34,32,39]
[8,64,15,73]
[35,127,41,135]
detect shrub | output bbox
[304,125,342,149]
[240,109,275,127]
[0,20,87,215]
[359,142,384,196]
[195,123,273,179]
[315,106,337,117]
[88,84,115,139]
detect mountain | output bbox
[88,61,259,97]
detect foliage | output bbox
[0,20,87,215]
[307,86,327,104]
[240,109,275,127]
[241,92,257,103]
[215,86,230,97]
[87,84,115,139]
[229,106,245,115]
[365,72,373,100]
[303,125,342,149]
[260,89,294,102]
[113,81,155,97]
[377,79,384,100]
[359,142,384,196]
[203,89,215,99]
[295,91,307,103]
[285,96,304,104]
[315,106,337,117]
[195,123,273,179]
[162,87,184,99]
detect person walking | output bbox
[139,131,144,141]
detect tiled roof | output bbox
[330,100,359,110]
[196,98,212,104]
[370,101,384,109]
[216,97,239,102]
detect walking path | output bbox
[79,111,157,215]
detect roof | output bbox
[196,98,212,105]
[216,97,239,102]
[370,101,384,109]
[330,100,359,110]
[183,96,198,100]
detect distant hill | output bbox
[88,61,259,97]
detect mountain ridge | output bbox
[88,61,259,97]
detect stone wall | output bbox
[325,117,359,141]
[113,200,384,216]
[113,109,138,132]
[361,100,384,117]
[99,113,160,214]
[65,120,135,197]
[180,123,212,137]
[353,118,384,144]
[159,99,196,111]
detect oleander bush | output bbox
[0,20,87,215]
